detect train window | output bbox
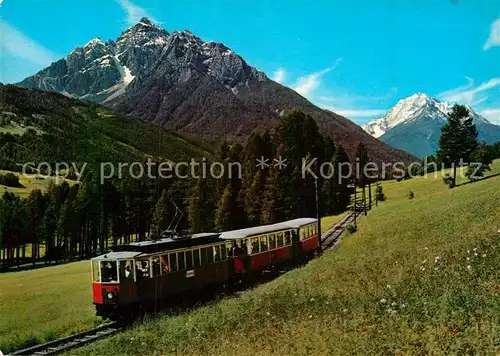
[178,252,186,270]
[285,231,291,245]
[92,260,100,282]
[136,260,150,279]
[260,236,268,252]
[214,245,221,262]
[221,244,228,260]
[206,246,214,264]
[269,234,277,249]
[193,249,201,267]
[277,232,284,247]
[200,247,207,265]
[312,225,317,236]
[152,257,161,277]
[251,238,260,254]
[120,260,134,280]
[169,253,178,271]
[161,255,170,274]
[101,261,118,283]
[300,228,306,241]
[186,250,193,270]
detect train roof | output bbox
[92,251,143,261]
[110,232,221,254]
[220,218,317,240]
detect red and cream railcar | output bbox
[220,218,319,273]
[91,232,229,319]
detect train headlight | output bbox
[107,292,114,300]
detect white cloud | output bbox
[0,0,4,7]
[319,87,398,104]
[116,0,158,26]
[480,109,500,125]
[0,19,58,67]
[437,77,500,106]
[293,58,342,96]
[323,107,387,118]
[483,18,500,51]
[272,68,286,84]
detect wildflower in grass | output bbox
[466,257,470,261]
[380,298,387,304]
[401,304,406,308]
[467,265,472,271]
[391,302,397,307]
[386,284,391,289]
[309,315,313,319]
[266,312,270,316]
[342,308,348,313]
[474,252,478,257]
[473,248,477,252]
[482,254,487,258]
[434,256,440,263]
[310,298,315,302]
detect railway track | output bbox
[10,322,122,356]
[321,211,360,251]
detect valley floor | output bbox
[66,161,500,355]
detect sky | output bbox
[0,0,499,125]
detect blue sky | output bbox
[1,0,499,125]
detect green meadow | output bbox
[0,261,100,353]
[0,170,75,198]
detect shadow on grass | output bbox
[456,173,500,188]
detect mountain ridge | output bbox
[362,93,500,158]
[17,18,417,164]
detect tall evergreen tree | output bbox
[438,104,478,187]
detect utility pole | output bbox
[353,179,357,229]
[315,176,322,253]
[368,182,372,210]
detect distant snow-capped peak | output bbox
[362,93,490,138]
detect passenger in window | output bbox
[239,241,247,255]
[125,265,132,279]
[161,256,169,273]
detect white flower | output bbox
[467,265,472,271]
[434,267,438,271]
[424,247,429,250]
[380,298,387,304]
[342,308,348,313]
[422,259,427,264]
[401,304,406,308]
[326,301,330,305]
[310,298,315,302]
[474,253,478,257]
[466,257,470,261]
[309,314,313,319]
[386,284,391,289]
[473,248,477,252]
[434,256,440,263]
[482,254,487,258]
[467,250,470,254]
[266,312,270,316]
[391,302,397,307]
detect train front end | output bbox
[91,251,141,320]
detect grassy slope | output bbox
[0,261,99,353]
[1,162,498,354]
[0,169,75,198]
[71,161,500,355]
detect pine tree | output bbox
[215,187,233,231]
[332,144,351,214]
[438,104,478,187]
[261,166,284,224]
